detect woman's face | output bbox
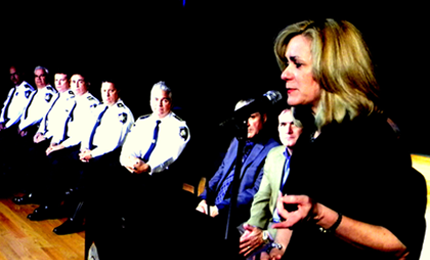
[281,35,321,113]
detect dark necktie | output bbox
[24,90,37,119]
[142,120,161,162]
[3,88,17,124]
[273,153,290,222]
[88,106,108,150]
[62,102,77,142]
[43,94,60,132]
[215,140,254,204]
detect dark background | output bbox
[1,1,429,155]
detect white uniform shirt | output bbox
[18,85,58,130]
[120,111,190,174]
[60,92,99,148]
[37,89,76,142]
[0,81,35,128]
[80,99,134,158]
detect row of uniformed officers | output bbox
[0,65,190,243]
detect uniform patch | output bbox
[25,91,31,98]
[179,127,189,140]
[119,113,127,124]
[117,103,124,108]
[88,96,95,101]
[45,93,53,102]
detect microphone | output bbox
[219,90,283,128]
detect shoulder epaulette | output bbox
[117,102,124,108]
[24,84,32,89]
[173,113,184,122]
[46,86,54,92]
[137,114,151,120]
[87,96,95,101]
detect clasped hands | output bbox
[33,132,46,143]
[123,156,150,174]
[45,143,65,156]
[79,149,93,163]
[239,224,265,257]
[195,200,219,217]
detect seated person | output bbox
[239,108,303,257]
[89,81,190,259]
[25,76,134,236]
[196,99,279,239]
[0,65,35,193]
[14,72,99,204]
[12,69,75,200]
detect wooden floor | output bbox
[0,155,429,260]
[0,194,85,260]
[410,154,430,260]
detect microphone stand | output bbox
[222,118,248,245]
[206,116,247,247]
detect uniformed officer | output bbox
[27,77,135,236]
[120,81,190,174]
[109,81,190,259]
[17,66,57,138]
[2,66,56,188]
[14,72,99,205]
[0,65,35,131]
[0,65,35,193]
[13,70,75,204]
[33,71,76,145]
[45,73,100,155]
[78,80,134,162]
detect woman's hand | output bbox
[272,193,317,229]
[272,193,409,259]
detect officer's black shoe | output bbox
[27,205,63,221]
[13,193,39,205]
[53,218,84,235]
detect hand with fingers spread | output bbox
[272,193,317,229]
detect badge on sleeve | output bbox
[179,127,189,140]
[45,93,53,102]
[119,113,127,124]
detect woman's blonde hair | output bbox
[274,19,381,130]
